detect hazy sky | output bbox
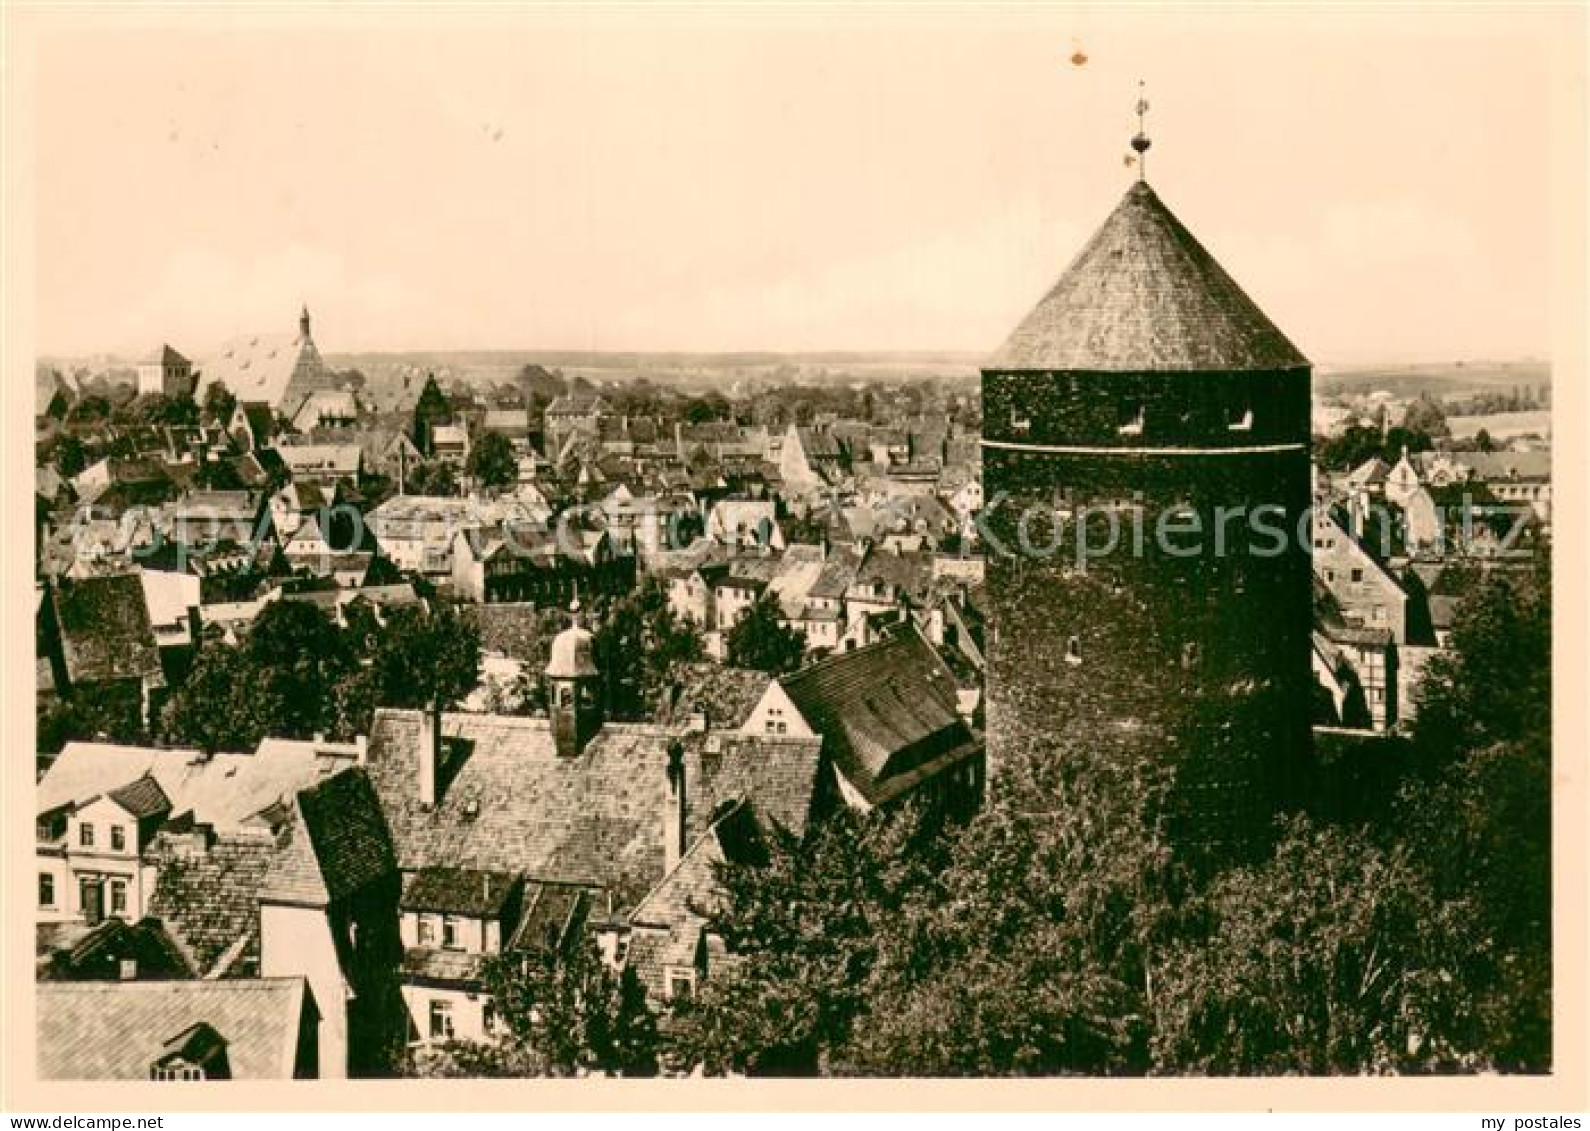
[31,7,1574,364]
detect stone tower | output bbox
[545,602,603,758]
[981,177,1313,859]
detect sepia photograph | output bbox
[2,0,1585,1114]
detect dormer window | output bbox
[1064,636,1083,665]
[150,1023,230,1081]
[1009,408,1031,437]
[1117,406,1145,437]
[1181,642,1200,669]
[1227,407,1254,433]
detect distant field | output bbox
[1314,360,1550,400]
[1446,410,1552,440]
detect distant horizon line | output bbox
[35,345,1552,375]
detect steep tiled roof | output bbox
[626,799,766,999]
[854,546,936,604]
[988,181,1308,373]
[37,916,197,982]
[108,774,172,820]
[363,710,821,910]
[39,738,359,829]
[402,867,520,917]
[808,547,864,600]
[48,573,162,687]
[138,343,190,368]
[277,442,361,477]
[1452,451,1552,483]
[197,326,336,415]
[662,664,774,730]
[795,427,844,460]
[778,625,977,806]
[262,767,396,906]
[147,832,278,976]
[37,978,311,1080]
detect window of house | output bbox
[111,826,126,852]
[1064,636,1082,666]
[417,916,436,946]
[110,879,128,916]
[79,823,95,848]
[1181,642,1200,669]
[1351,568,1364,583]
[441,916,461,951]
[1227,406,1255,432]
[38,873,54,908]
[429,999,455,1040]
[667,969,696,1002]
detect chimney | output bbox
[419,707,442,809]
[664,741,687,874]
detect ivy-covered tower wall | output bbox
[980,181,1314,860]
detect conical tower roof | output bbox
[989,181,1308,373]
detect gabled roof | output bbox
[139,344,190,368]
[47,573,163,687]
[778,624,977,806]
[363,710,822,910]
[147,832,278,977]
[108,774,172,820]
[663,663,775,730]
[39,737,361,829]
[988,181,1308,373]
[262,767,396,907]
[625,799,767,999]
[37,978,312,1080]
[198,323,335,415]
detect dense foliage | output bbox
[667,555,1552,1076]
[407,940,659,1078]
[467,431,520,490]
[590,579,705,719]
[724,592,807,674]
[157,599,482,750]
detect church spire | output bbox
[1130,81,1152,182]
[299,304,312,340]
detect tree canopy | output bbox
[724,592,806,674]
[467,431,519,490]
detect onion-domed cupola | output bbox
[546,598,603,758]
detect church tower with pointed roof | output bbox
[981,160,1313,861]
